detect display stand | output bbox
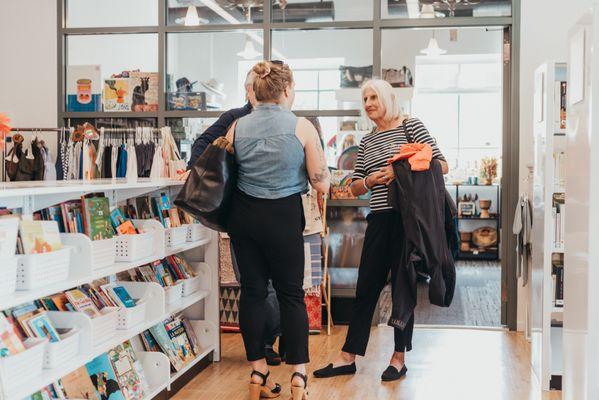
[0,179,220,400]
[530,61,567,391]
[562,5,599,399]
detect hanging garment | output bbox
[95,127,105,173]
[513,194,533,286]
[126,142,138,181]
[82,140,91,180]
[111,144,118,178]
[116,144,128,178]
[55,132,68,180]
[103,144,112,178]
[41,146,57,181]
[149,145,164,179]
[387,158,456,330]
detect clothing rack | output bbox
[9,128,63,132]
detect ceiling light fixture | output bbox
[420,31,447,56]
[184,5,201,26]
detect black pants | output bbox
[342,211,414,355]
[228,190,309,365]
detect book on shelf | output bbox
[61,366,101,400]
[135,197,154,220]
[107,341,146,400]
[26,311,61,343]
[181,317,200,355]
[85,353,127,400]
[19,219,62,254]
[168,207,182,228]
[0,313,26,356]
[81,196,116,241]
[102,284,137,309]
[140,329,161,353]
[67,65,102,112]
[65,289,101,318]
[0,216,19,258]
[149,319,184,371]
[110,208,138,235]
[152,193,172,228]
[61,200,85,234]
[130,71,159,113]
[165,316,195,364]
[103,77,133,112]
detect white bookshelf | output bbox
[0,179,220,400]
[531,61,567,391]
[562,5,599,400]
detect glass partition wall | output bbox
[58,0,519,328]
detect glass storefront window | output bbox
[381,0,511,19]
[66,0,159,27]
[272,0,373,23]
[66,34,158,113]
[166,31,263,111]
[166,117,219,162]
[167,0,264,26]
[271,29,373,110]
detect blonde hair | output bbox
[252,61,294,103]
[361,79,400,122]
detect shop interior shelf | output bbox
[8,288,211,400]
[168,345,215,385]
[458,216,499,220]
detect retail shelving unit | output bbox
[530,61,567,391]
[562,5,599,400]
[0,179,220,400]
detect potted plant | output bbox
[480,157,498,185]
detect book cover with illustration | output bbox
[107,342,145,400]
[82,196,116,241]
[165,316,195,364]
[85,353,126,400]
[130,72,158,112]
[103,78,132,112]
[61,366,101,400]
[27,311,61,342]
[149,320,184,371]
[0,313,25,356]
[110,209,137,235]
[19,220,62,254]
[112,286,136,308]
[152,193,171,228]
[67,65,102,112]
[65,289,101,318]
[135,197,154,220]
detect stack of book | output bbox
[118,255,197,288]
[140,313,200,372]
[21,339,150,400]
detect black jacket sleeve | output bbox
[186,103,252,169]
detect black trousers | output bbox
[228,189,309,365]
[342,211,415,355]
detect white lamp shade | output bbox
[184,5,201,26]
[420,37,447,55]
[237,39,261,60]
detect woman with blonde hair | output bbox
[225,60,330,400]
[314,79,448,381]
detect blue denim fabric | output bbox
[234,104,308,199]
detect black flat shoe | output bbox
[381,365,408,382]
[265,347,282,366]
[313,362,357,378]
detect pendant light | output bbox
[237,38,261,59]
[420,31,447,56]
[184,5,201,26]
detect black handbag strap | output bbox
[401,118,414,144]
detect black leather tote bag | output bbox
[174,136,237,232]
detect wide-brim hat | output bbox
[201,79,225,97]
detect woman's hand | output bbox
[369,165,395,186]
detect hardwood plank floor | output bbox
[173,326,561,400]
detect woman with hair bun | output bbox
[225,60,330,400]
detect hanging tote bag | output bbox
[174,135,237,232]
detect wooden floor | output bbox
[173,326,561,400]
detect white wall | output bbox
[517,0,593,332]
[0,1,57,152]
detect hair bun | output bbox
[253,62,272,79]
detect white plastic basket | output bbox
[186,224,208,242]
[0,338,46,391]
[165,226,187,248]
[165,282,184,305]
[181,276,202,297]
[43,329,80,369]
[16,247,72,290]
[91,237,116,270]
[117,301,147,330]
[0,256,17,296]
[92,307,119,344]
[115,233,155,262]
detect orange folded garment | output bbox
[388,143,433,171]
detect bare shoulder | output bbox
[295,117,317,145]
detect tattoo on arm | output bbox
[310,141,329,184]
